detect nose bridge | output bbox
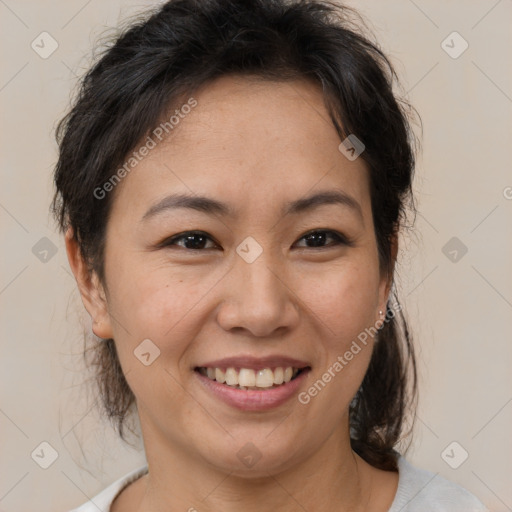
[217,238,297,335]
[235,240,286,304]
[240,249,282,296]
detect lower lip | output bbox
[194,369,310,411]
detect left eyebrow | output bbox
[141,189,363,223]
[282,190,363,221]
[141,193,234,222]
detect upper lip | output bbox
[195,355,311,371]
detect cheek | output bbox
[293,261,380,427]
[104,265,213,414]
[298,258,381,347]
[105,259,221,360]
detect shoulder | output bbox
[66,465,149,512]
[388,454,489,512]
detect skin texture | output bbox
[66,75,399,511]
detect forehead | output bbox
[109,75,371,222]
[167,75,346,167]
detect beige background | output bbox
[1,0,511,510]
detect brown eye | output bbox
[160,231,219,250]
[295,230,352,249]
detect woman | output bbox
[53,0,489,510]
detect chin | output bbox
[195,431,305,477]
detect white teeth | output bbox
[256,368,274,388]
[199,366,302,389]
[215,367,226,383]
[273,367,284,385]
[225,367,238,386]
[238,368,256,387]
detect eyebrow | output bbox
[141,189,363,222]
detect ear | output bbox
[65,227,114,339]
[377,232,398,319]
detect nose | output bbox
[216,249,300,338]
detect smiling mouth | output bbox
[194,366,309,390]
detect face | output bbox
[68,75,394,477]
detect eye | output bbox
[294,229,352,249]
[159,231,219,251]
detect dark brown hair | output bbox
[52,0,419,471]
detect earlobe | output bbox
[64,227,114,339]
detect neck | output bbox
[136,418,373,512]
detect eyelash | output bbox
[157,229,353,251]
